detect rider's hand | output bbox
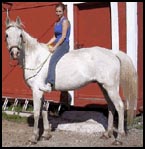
[49,47,56,53]
[47,44,55,53]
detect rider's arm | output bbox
[46,35,56,45]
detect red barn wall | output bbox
[2,2,143,111]
[2,2,61,100]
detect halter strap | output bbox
[6,24,22,30]
[9,45,21,53]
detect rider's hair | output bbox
[56,3,66,11]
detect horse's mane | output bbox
[22,30,38,50]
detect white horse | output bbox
[5,16,137,145]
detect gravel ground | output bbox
[2,110,143,147]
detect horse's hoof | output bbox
[28,140,37,145]
[100,134,111,139]
[41,134,52,141]
[100,131,112,139]
[112,139,123,145]
[28,135,38,144]
[121,132,126,137]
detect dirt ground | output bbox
[2,110,143,147]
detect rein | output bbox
[23,53,51,71]
[25,53,51,81]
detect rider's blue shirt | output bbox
[54,17,70,44]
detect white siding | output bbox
[126,2,138,71]
[110,2,119,53]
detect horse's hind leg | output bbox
[103,85,125,145]
[101,103,115,139]
[41,100,52,140]
[99,85,115,139]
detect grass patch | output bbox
[2,112,28,123]
[3,103,33,112]
[133,115,143,129]
[26,104,33,112]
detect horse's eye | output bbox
[5,34,8,42]
[20,34,23,38]
[6,34,8,38]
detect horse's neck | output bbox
[23,31,38,52]
[22,30,51,69]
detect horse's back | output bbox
[55,46,120,90]
[57,46,119,73]
[59,46,116,63]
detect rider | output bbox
[39,3,71,92]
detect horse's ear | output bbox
[6,17,11,27]
[16,16,22,26]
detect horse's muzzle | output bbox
[9,46,21,60]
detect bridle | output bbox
[5,25,24,54]
[9,45,21,53]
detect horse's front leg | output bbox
[41,100,52,140]
[29,89,43,144]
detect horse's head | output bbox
[5,16,25,60]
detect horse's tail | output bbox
[116,51,138,126]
